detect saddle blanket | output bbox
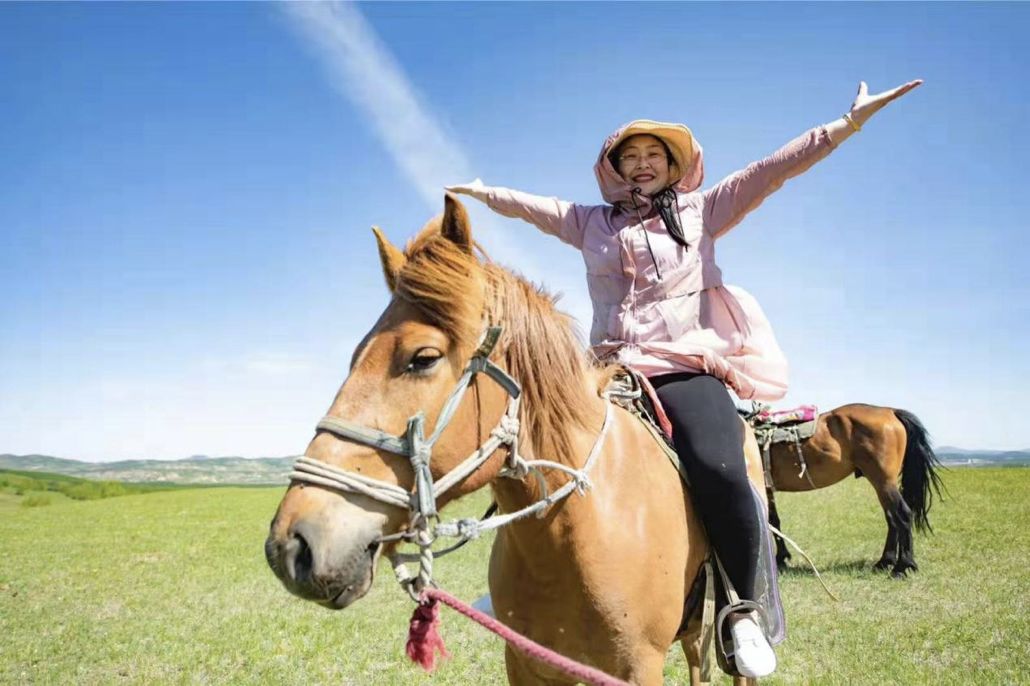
[755,405,818,426]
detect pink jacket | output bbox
[464,124,836,401]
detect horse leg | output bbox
[872,484,901,571]
[876,485,920,577]
[891,496,919,578]
[681,633,705,686]
[766,488,791,570]
[681,628,761,686]
[624,650,668,686]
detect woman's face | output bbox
[614,134,671,197]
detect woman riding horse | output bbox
[448,78,923,678]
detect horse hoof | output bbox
[892,561,918,577]
[873,560,894,572]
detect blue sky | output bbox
[1,2,1027,461]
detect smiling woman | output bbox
[447,79,924,679]
[612,134,673,196]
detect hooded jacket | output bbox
[460,123,836,401]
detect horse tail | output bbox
[894,409,945,533]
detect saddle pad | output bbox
[755,404,817,426]
[634,373,674,441]
[753,419,819,447]
[603,367,675,445]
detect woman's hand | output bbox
[445,178,486,196]
[849,79,923,127]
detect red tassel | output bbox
[405,597,450,671]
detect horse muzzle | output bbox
[265,500,387,610]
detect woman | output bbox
[448,79,922,678]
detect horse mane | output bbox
[394,217,600,463]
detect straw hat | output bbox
[602,119,704,194]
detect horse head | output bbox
[264,194,597,610]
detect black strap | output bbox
[653,187,689,248]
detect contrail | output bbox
[282,1,468,210]
[280,1,592,326]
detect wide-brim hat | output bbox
[596,119,704,204]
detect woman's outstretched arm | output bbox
[703,79,923,239]
[446,179,589,249]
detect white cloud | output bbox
[278,1,593,326]
[282,1,467,210]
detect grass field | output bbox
[1,468,1027,685]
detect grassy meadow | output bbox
[1,467,1027,685]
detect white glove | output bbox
[445,178,488,200]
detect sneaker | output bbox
[728,613,777,678]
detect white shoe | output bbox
[729,614,777,678]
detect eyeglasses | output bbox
[616,151,668,168]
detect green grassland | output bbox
[1,468,1027,685]
[0,469,186,505]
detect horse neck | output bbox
[488,401,695,606]
[515,357,606,460]
[487,373,617,575]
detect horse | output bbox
[264,194,771,685]
[763,404,944,578]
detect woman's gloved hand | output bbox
[848,79,923,127]
[445,178,488,201]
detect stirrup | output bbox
[715,599,767,677]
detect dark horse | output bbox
[765,404,944,578]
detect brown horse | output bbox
[764,404,944,578]
[264,195,769,685]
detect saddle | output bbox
[749,405,820,491]
[605,367,675,445]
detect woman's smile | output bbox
[615,133,672,195]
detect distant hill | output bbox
[0,454,292,485]
[1,446,1027,486]
[0,468,183,501]
[936,448,1030,467]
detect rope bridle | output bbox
[288,326,616,601]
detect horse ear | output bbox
[441,192,473,254]
[372,226,405,292]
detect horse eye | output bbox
[406,349,443,374]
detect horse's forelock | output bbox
[394,226,483,346]
[395,221,599,465]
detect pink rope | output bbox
[405,595,450,670]
[410,588,631,686]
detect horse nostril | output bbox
[282,529,314,585]
[292,531,313,583]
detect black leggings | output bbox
[650,372,760,601]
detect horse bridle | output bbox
[288,326,616,599]
[292,326,520,519]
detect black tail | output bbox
[894,409,946,533]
